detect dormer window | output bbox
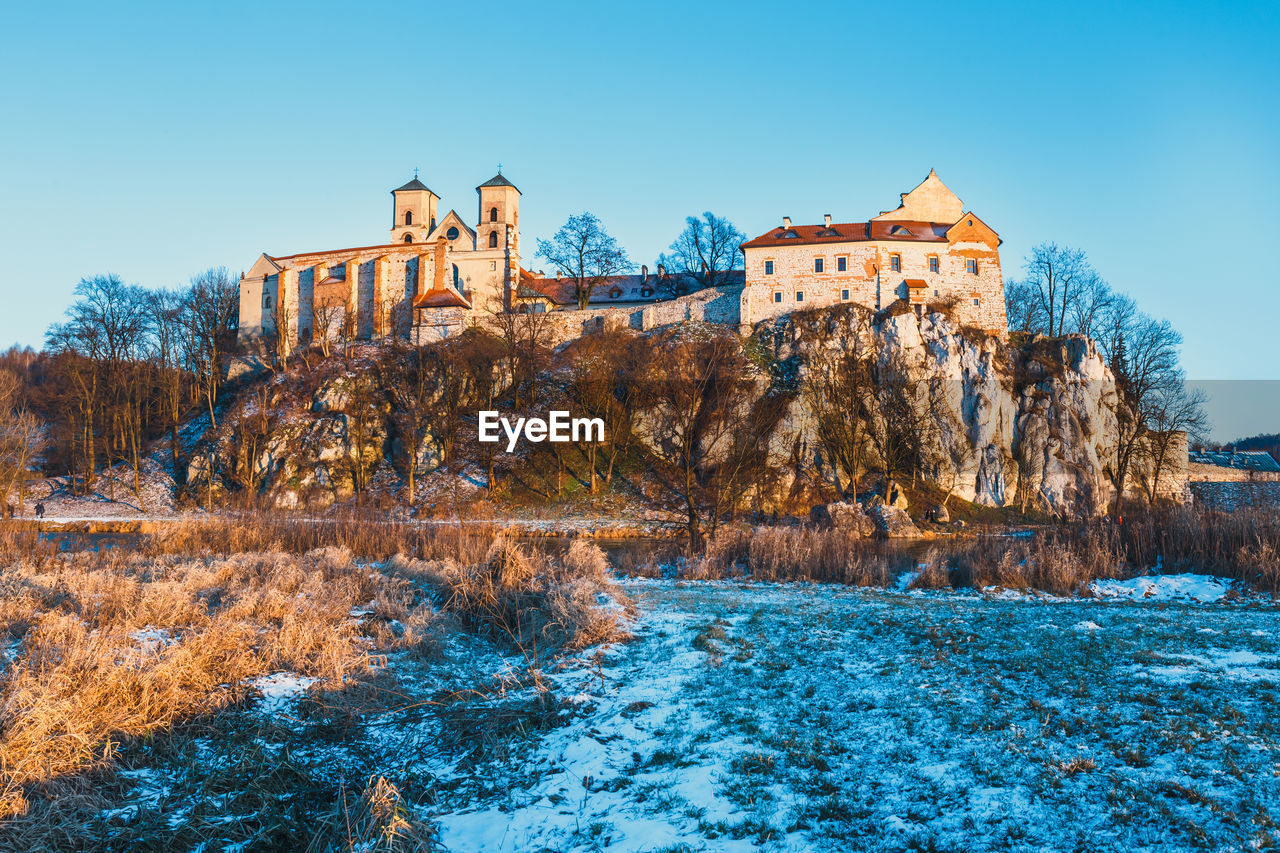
[890,225,914,237]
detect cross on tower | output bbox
[496,163,503,174]
[413,167,420,179]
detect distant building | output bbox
[739,170,1008,335]
[1189,450,1280,481]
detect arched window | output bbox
[403,234,414,243]
[404,211,413,226]
[489,207,498,223]
[488,232,499,248]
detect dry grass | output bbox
[0,519,629,829]
[672,506,1280,595]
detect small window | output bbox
[968,219,974,226]
[404,211,413,226]
[890,254,901,272]
[814,258,824,273]
[764,260,774,275]
[489,207,498,223]
[489,232,498,248]
[841,289,850,301]
[837,256,847,272]
[641,287,653,297]
[966,259,978,275]
[973,298,981,306]
[263,294,272,309]
[795,290,804,302]
[446,226,459,240]
[773,291,782,303]
[928,257,939,273]
[403,234,414,243]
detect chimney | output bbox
[641,264,648,282]
[658,263,666,277]
[824,214,831,228]
[782,216,791,229]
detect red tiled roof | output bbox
[741,219,951,250]
[412,287,471,309]
[269,241,421,263]
[518,273,661,306]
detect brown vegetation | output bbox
[0,520,627,830]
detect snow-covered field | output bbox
[102,578,1280,852]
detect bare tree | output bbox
[638,328,782,547]
[564,329,640,493]
[0,370,43,513]
[536,213,632,310]
[1108,312,1195,511]
[1021,243,1102,338]
[666,212,746,290]
[184,268,238,427]
[146,289,188,482]
[1140,382,1207,503]
[802,347,874,496]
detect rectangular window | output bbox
[973,298,981,306]
[966,259,979,275]
[796,290,804,302]
[814,258,824,273]
[928,257,939,273]
[764,260,774,275]
[837,256,847,272]
[841,289,850,301]
[490,261,497,271]
[773,291,782,303]
[890,254,901,272]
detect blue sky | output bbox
[1,0,1277,437]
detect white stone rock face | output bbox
[757,308,1124,517]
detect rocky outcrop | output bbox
[871,504,921,538]
[809,500,875,536]
[754,307,1128,517]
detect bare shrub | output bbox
[0,525,629,820]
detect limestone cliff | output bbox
[753,306,1124,516]
[191,309,1145,517]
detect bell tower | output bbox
[475,171,520,254]
[390,174,439,245]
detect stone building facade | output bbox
[739,171,1008,335]
[237,172,522,347]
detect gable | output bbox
[945,212,1000,247]
[428,210,476,247]
[872,169,964,223]
[247,253,281,278]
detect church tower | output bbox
[475,172,520,254]
[390,176,439,245]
